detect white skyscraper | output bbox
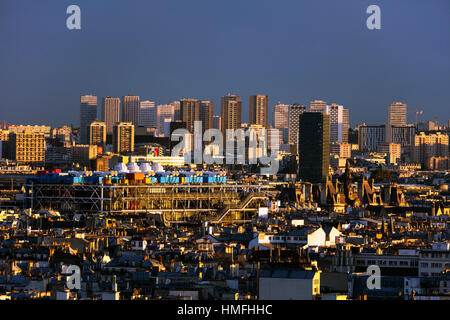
[273,103,290,144]
[329,103,344,143]
[388,102,407,127]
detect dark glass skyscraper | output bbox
[80,95,98,144]
[298,112,330,183]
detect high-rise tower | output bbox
[122,95,140,126]
[298,112,330,183]
[80,95,98,144]
[388,102,407,127]
[249,95,268,128]
[180,98,200,133]
[101,97,121,135]
[221,94,242,136]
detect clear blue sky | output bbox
[1,0,449,128]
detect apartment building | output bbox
[9,131,46,164]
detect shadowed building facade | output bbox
[80,95,98,144]
[298,112,330,183]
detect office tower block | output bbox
[155,104,175,135]
[139,100,156,128]
[102,97,121,135]
[288,104,306,151]
[359,123,414,151]
[9,131,46,163]
[309,100,328,113]
[113,122,135,154]
[342,108,349,143]
[169,101,181,121]
[122,95,140,126]
[389,102,407,127]
[88,121,107,148]
[329,103,345,143]
[80,95,98,144]
[221,94,242,136]
[213,115,222,131]
[358,124,386,151]
[249,95,269,128]
[200,100,214,131]
[273,103,290,144]
[180,98,200,133]
[298,112,330,183]
[388,125,416,147]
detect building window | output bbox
[431,263,442,268]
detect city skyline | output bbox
[2,91,447,133]
[2,89,449,130]
[1,0,449,127]
[1,0,450,305]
